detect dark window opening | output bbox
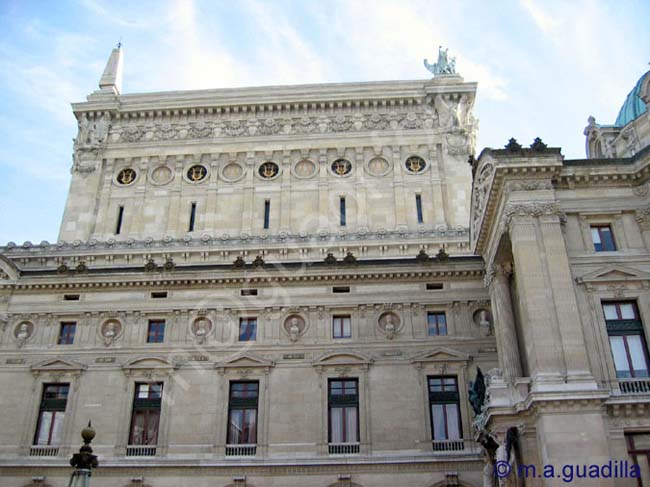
[129,383,162,446]
[328,379,359,444]
[263,200,270,230]
[426,283,443,290]
[58,322,76,345]
[147,320,165,343]
[591,225,616,251]
[602,301,650,379]
[333,286,350,293]
[239,318,257,341]
[188,202,197,232]
[63,294,80,301]
[427,312,447,336]
[241,289,258,296]
[116,206,124,235]
[151,291,168,299]
[416,194,423,224]
[34,383,69,446]
[340,197,346,226]
[428,376,462,441]
[227,381,259,445]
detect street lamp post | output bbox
[67,422,98,487]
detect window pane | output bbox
[343,317,351,337]
[150,383,163,398]
[130,411,146,444]
[330,407,343,443]
[229,409,244,443]
[345,406,358,442]
[601,228,616,251]
[50,412,65,444]
[626,335,650,377]
[429,378,442,392]
[443,377,457,391]
[145,410,160,444]
[445,404,460,440]
[591,228,602,245]
[431,404,446,440]
[36,411,53,445]
[243,409,257,444]
[603,304,618,320]
[619,304,636,320]
[609,336,631,378]
[438,314,447,335]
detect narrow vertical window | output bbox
[147,320,165,344]
[328,379,359,453]
[263,200,270,230]
[340,197,346,226]
[591,225,616,251]
[128,383,162,452]
[58,322,76,345]
[427,312,447,336]
[428,376,462,444]
[227,382,259,448]
[34,383,69,446]
[602,302,650,379]
[115,205,124,235]
[239,318,257,342]
[333,315,351,339]
[188,202,196,232]
[416,194,424,224]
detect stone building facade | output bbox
[0,47,648,487]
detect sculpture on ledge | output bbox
[424,46,457,76]
[469,366,486,416]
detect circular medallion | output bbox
[14,321,34,341]
[191,317,213,339]
[331,158,352,176]
[116,168,137,185]
[149,165,173,186]
[258,161,280,180]
[367,157,391,177]
[292,159,317,179]
[219,162,246,183]
[100,319,122,340]
[283,314,307,341]
[404,156,427,174]
[378,311,401,334]
[186,164,208,183]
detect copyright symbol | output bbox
[494,461,512,478]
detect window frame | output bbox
[146,320,166,344]
[227,381,259,445]
[332,315,352,339]
[57,322,76,345]
[427,376,462,441]
[33,383,69,446]
[602,301,650,379]
[427,312,448,336]
[591,224,616,252]
[238,317,257,342]
[128,382,163,446]
[328,378,360,444]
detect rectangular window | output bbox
[63,294,80,301]
[333,315,351,339]
[34,383,69,445]
[147,320,165,344]
[427,312,447,336]
[332,286,350,293]
[591,225,616,251]
[188,202,196,232]
[328,379,359,444]
[58,322,76,345]
[116,206,124,235]
[227,381,259,445]
[428,376,461,441]
[416,194,424,224]
[340,197,346,226]
[263,200,270,230]
[151,291,168,299]
[239,318,257,342]
[129,383,163,446]
[603,302,650,378]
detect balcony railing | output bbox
[432,439,467,453]
[29,445,59,457]
[225,444,257,457]
[328,442,360,455]
[618,378,650,395]
[126,445,157,457]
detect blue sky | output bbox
[0,0,648,244]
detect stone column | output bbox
[488,264,522,382]
[317,149,329,232]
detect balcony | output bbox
[225,444,257,457]
[126,445,157,457]
[431,439,478,453]
[29,445,59,457]
[618,378,650,395]
[328,442,360,455]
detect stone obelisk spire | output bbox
[98,43,123,95]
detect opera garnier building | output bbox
[0,46,649,486]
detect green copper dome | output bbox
[615,70,649,127]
